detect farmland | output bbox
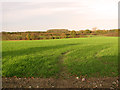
[2,37,118,78]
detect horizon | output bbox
[1,28,118,32]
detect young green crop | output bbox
[2,37,118,78]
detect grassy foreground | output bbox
[2,37,118,78]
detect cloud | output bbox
[1,0,119,31]
[2,2,88,23]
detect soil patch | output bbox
[2,77,118,88]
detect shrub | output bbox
[26,33,31,40]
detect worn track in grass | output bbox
[2,37,118,78]
[57,51,71,79]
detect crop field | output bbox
[2,37,118,78]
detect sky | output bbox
[0,0,119,32]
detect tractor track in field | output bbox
[57,51,71,79]
[2,50,119,88]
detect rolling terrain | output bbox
[2,37,118,78]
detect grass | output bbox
[2,37,118,78]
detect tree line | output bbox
[2,29,119,40]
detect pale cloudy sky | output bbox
[0,0,119,32]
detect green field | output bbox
[2,37,118,78]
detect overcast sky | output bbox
[1,0,119,32]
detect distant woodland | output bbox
[2,29,119,40]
